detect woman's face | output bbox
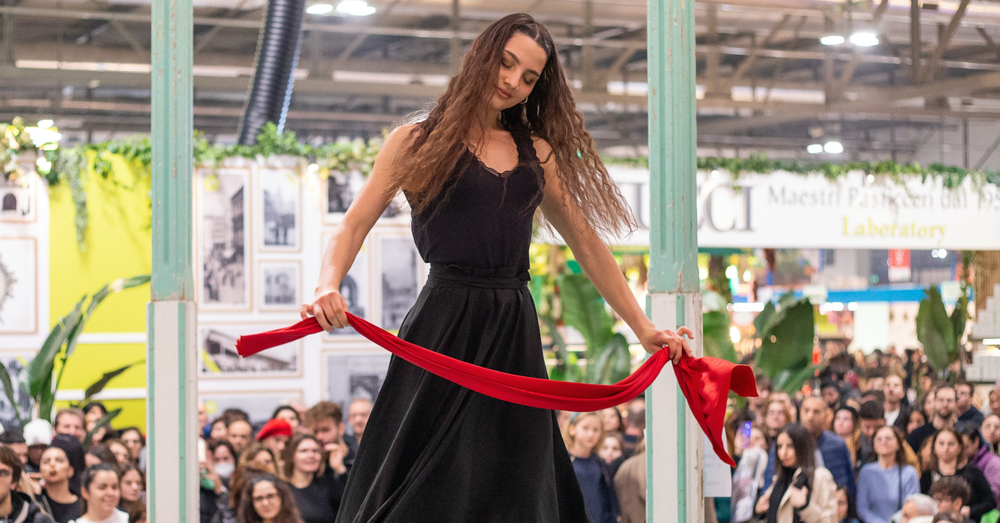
[276,409,299,431]
[121,430,144,459]
[934,432,961,465]
[907,411,927,434]
[982,415,1000,446]
[83,471,120,517]
[292,439,322,474]
[109,442,130,465]
[749,428,768,451]
[836,490,849,520]
[210,421,228,441]
[571,416,602,454]
[41,448,74,485]
[84,406,104,425]
[120,470,143,502]
[251,450,277,475]
[251,481,282,520]
[597,436,622,463]
[922,392,936,417]
[491,33,547,112]
[85,454,102,468]
[211,446,234,466]
[873,427,899,460]
[833,410,855,437]
[776,433,797,468]
[601,408,621,433]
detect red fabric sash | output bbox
[236,313,757,467]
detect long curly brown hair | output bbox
[390,13,635,238]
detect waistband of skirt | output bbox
[427,264,530,289]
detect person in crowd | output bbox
[885,374,912,432]
[928,476,975,523]
[255,420,292,471]
[0,430,29,466]
[749,374,774,420]
[909,386,957,454]
[101,441,130,467]
[346,398,373,448]
[929,512,964,523]
[917,390,937,423]
[69,464,127,523]
[957,422,1000,506]
[281,434,347,523]
[982,415,1000,455]
[84,446,117,468]
[210,419,228,442]
[836,485,860,523]
[763,398,793,440]
[54,410,87,446]
[954,382,984,428]
[989,389,999,417]
[226,420,253,458]
[200,441,231,523]
[212,444,278,523]
[598,433,624,465]
[857,400,887,467]
[239,445,277,477]
[866,370,887,394]
[302,402,351,469]
[81,403,109,444]
[270,407,301,435]
[834,406,860,464]
[0,446,52,523]
[919,428,995,522]
[41,435,86,523]
[564,412,618,523]
[600,407,623,435]
[117,464,144,515]
[900,493,938,523]
[126,506,144,523]
[771,392,797,422]
[764,397,856,500]
[117,429,145,473]
[198,402,209,436]
[821,380,843,412]
[621,402,645,456]
[857,426,920,523]
[754,424,838,523]
[909,410,929,437]
[613,440,645,523]
[235,473,303,523]
[23,420,54,475]
[209,440,237,487]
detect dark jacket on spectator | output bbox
[919,463,996,522]
[4,492,53,523]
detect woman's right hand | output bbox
[302,289,350,331]
[755,490,770,515]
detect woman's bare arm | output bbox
[303,124,418,331]
[535,138,693,361]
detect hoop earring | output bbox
[519,97,528,105]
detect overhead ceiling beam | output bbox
[916,0,971,83]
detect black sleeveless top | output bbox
[408,127,545,273]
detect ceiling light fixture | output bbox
[820,35,845,46]
[849,32,879,47]
[823,141,844,154]
[807,143,823,154]
[306,3,334,15]
[336,0,376,16]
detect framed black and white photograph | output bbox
[259,169,300,252]
[324,170,365,223]
[196,167,251,311]
[259,261,300,312]
[200,390,303,431]
[378,233,423,331]
[0,177,36,222]
[0,238,37,334]
[199,324,301,378]
[323,351,391,409]
[321,232,370,339]
[0,353,33,431]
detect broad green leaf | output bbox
[81,408,122,452]
[703,310,738,363]
[773,365,819,395]
[558,273,615,352]
[81,361,142,404]
[0,363,22,427]
[949,294,968,364]
[753,301,777,338]
[755,299,815,379]
[27,299,84,398]
[37,372,54,422]
[917,287,955,372]
[589,333,630,385]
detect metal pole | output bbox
[646,0,703,520]
[149,0,197,518]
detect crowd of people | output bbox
[725,348,1000,523]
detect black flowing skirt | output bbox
[335,266,590,523]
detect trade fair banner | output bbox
[608,166,1000,250]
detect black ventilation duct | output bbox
[237,0,306,145]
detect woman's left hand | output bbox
[788,486,809,509]
[639,327,695,364]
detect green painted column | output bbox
[646,0,703,521]
[148,0,197,518]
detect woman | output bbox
[982,414,1000,455]
[754,424,837,523]
[41,435,86,523]
[235,473,303,523]
[907,410,928,436]
[301,13,692,522]
[271,407,301,434]
[82,403,111,446]
[833,406,860,464]
[104,440,131,466]
[281,434,346,523]
[957,423,1000,508]
[118,464,144,515]
[601,407,623,435]
[68,464,128,523]
[209,440,237,486]
[564,413,618,523]
[117,429,145,472]
[918,391,936,423]
[919,428,995,522]
[836,485,859,523]
[85,446,117,468]
[856,426,920,523]
[764,398,793,440]
[212,445,279,523]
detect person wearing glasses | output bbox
[235,474,302,523]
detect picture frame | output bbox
[200,389,304,429]
[258,260,301,312]
[258,168,301,252]
[322,349,392,409]
[0,237,37,334]
[0,177,36,222]
[375,231,424,332]
[320,231,370,340]
[198,323,301,378]
[195,167,252,311]
[323,170,365,224]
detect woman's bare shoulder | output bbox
[531,136,553,164]
[382,123,422,152]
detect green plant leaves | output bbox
[80,361,143,406]
[557,273,615,352]
[82,408,122,452]
[753,296,816,394]
[703,310,737,363]
[0,363,22,427]
[917,286,960,372]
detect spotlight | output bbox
[37,119,55,129]
[336,0,376,15]
[820,35,846,46]
[306,3,334,14]
[823,141,844,154]
[849,32,879,47]
[807,143,823,154]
